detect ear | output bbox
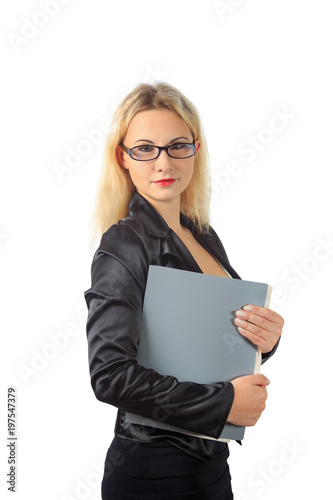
[195,140,201,153]
[116,145,128,169]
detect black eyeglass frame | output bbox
[119,142,197,161]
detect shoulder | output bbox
[90,213,150,291]
[99,213,148,257]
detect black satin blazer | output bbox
[84,190,278,460]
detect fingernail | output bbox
[244,305,253,311]
[236,310,246,318]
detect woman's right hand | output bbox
[227,374,270,427]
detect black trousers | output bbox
[101,435,233,499]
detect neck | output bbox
[140,193,184,237]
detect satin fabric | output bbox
[84,190,278,460]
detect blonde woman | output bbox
[84,82,284,499]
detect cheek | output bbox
[178,165,194,191]
[127,167,146,185]
[184,162,194,181]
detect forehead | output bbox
[125,109,191,141]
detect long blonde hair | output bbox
[89,82,212,250]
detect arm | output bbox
[84,248,234,439]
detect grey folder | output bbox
[125,265,272,441]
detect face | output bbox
[116,109,200,210]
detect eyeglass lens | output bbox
[131,144,195,160]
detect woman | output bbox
[84,82,284,499]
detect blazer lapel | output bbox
[128,189,240,279]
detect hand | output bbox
[234,305,284,354]
[227,374,270,427]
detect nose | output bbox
[153,149,172,171]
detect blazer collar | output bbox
[128,190,240,279]
[128,190,170,238]
[128,190,217,244]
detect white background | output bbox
[1,1,332,499]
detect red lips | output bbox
[154,178,176,186]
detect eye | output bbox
[137,146,154,152]
[169,143,187,150]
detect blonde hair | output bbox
[89,82,212,250]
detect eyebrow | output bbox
[134,136,191,144]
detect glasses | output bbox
[120,142,197,161]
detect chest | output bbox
[179,233,230,278]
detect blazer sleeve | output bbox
[261,337,280,364]
[84,229,234,440]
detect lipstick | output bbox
[154,179,176,187]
